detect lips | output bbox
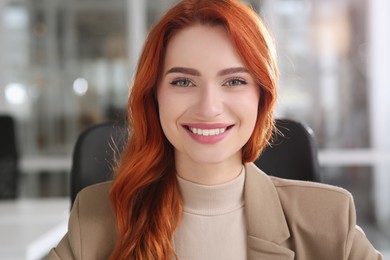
[188,126,227,136]
[182,123,234,143]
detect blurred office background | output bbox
[0,0,389,258]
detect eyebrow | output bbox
[165,66,249,76]
[165,67,249,76]
[217,67,249,76]
[165,67,201,76]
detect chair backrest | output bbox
[70,121,127,205]
[70,118,321,205]
[0,115,19,199]
[254,118,321,182]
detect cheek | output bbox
[234,90,260,138]
[158,86,192,118]
[246,91,260,111]
[231,90,260,119]
[248,90,262,136]
[157,88,184,137]
[247,87,261,115]
[157,90,171,129]
[245,99,260,132]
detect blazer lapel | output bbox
[244,163,295,260]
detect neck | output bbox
[175,154,243,185]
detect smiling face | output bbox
[157,24,260,174]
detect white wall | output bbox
[368,0,390,232]
[127,0,146,77]
[0,1,8,112]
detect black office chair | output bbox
[0,115,19,199]
[254,118,321,182]
[70,121,127,205]
[70,118,321,206]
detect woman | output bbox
[48,0,383,259]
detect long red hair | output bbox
[109,0,278,259]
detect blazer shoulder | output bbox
[271,176,353,201]
[244,164,382,259]
[271,177,354,218]
[75,181,115,228]
[77,180,113,199]
[246,162,353,204]
[271,177,355,244]
[69,181,117,259]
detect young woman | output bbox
[48,0,383,259]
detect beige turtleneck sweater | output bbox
[173,167,247,260]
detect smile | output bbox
[182,124,233,144]
[188,127,227,136]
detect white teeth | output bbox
[189,127,227,136]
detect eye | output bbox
[224,78,247,87]
[170,78,195,87]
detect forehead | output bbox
[163,24,244,72]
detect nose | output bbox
[195,84,223,119]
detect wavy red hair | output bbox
[110,0,278,259]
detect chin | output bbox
[188,151,240,166]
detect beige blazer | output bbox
[48,163,383,260]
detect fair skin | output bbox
[157,24,260,185]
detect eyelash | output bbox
[170,78,195,87]
[223,77,247,87]
[169,77,247,88]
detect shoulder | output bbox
[271,176,353,206]
[246,162,353,208]
[270,176,356,244]
[245,162,353,206]
[73,181,116,231]
[246,163,355,237]
[245,164,383,258]
[76,181,113,208]
[70,181,117,259]
[268,177,385,259]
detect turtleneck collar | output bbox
[176,165,245,216]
